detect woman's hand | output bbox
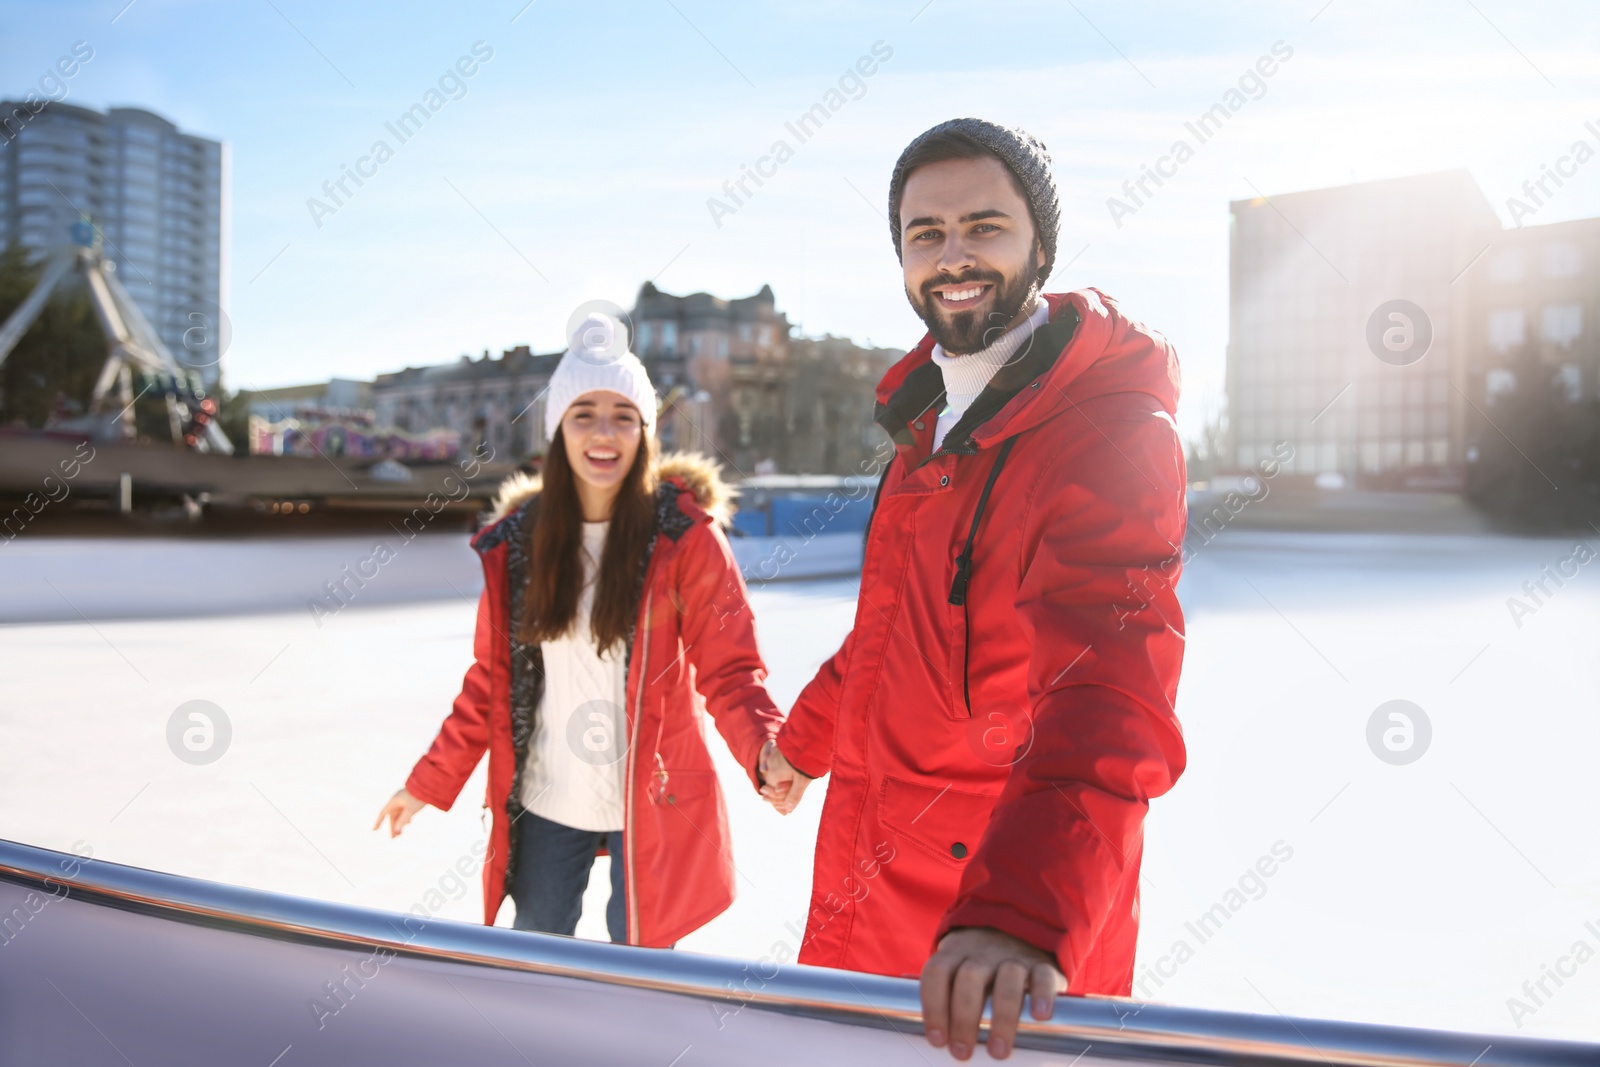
[758,740,813,815]
[374,788,428,837]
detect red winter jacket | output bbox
[405,454,782,946]
[777,289,1188,993]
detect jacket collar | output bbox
[874,292,1080,455]
[873,288,1178,455]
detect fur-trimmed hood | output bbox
[484,450,736,528]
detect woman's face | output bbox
[560,390,643,495]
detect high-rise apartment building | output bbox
[0,102,227,389]
[1227,170,1501,487]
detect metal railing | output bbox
[0,837,1593,1066]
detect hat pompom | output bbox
[572,312,617,358]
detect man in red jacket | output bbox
[760,118,1188,1061]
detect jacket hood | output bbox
[484,450,736,528]
[875,288,1181,446]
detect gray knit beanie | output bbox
[887,118,1060,286]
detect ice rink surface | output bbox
[2,527,1598,1041]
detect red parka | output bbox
[405,454,782,946]
[778,289,1188,993]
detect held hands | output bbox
[920,927,1066,1061]
[373,788,427,837]
[758,739,813,814]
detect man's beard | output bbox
[906,266,1037,355]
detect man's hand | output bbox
[758,740,813,814]
[920,927,1065,1061]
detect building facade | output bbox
[371,346,560,461]
[632,282,793,470]
[1463,215,1600,412]
[363,285,900,474]
[241,378,372,423]
[1227,170,1501,488]
[781,334,903,475]
[0,102,227,389]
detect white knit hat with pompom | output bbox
[543,311,658,441]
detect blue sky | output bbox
[7,0,1600,438]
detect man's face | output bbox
[899,155,1043,355]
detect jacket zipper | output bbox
[945,435,1018,718]
[624,584,653,946]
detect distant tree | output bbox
[1184,405,1229,484]
[214,388,251,454]
[0,244,106,428]
[1465,347,1600,531]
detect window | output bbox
[1488,248,1525,283]
[1558,363,1582,402]
[638,322,652,352]
[1543,243,1582,279]
[1487,308,1525,352]
[1485,369,1516,399]
[661,322,677,354]
[1541,303,1582,346]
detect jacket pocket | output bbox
[878,774,999,869]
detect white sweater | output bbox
[929,295,1050,451]
[520,520,629,832]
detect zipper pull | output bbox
[948,553,972,606]
[652,753,670,804]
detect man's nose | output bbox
[936,233,975,276]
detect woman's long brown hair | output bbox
[517,427,658,656]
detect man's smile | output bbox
[932,282,993,310]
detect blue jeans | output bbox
[509,810,626,943]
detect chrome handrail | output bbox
[0,837,1591,1066]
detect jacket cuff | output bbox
[404,764,458,813]
[935,902,1078,986]
[775,720,830,781]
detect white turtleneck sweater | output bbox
[929,295,1050,451]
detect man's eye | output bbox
[911,230,939,241]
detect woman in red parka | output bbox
[375,313,782,947]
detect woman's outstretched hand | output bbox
[374,788,427,837]
[758,740,812,814]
